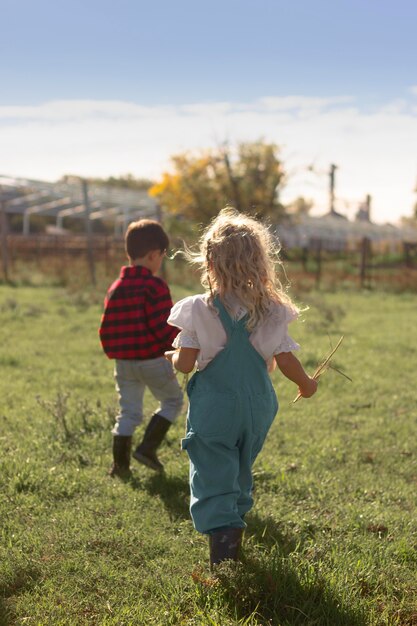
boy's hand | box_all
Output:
[298,377,318,398]
[164,350,177,363]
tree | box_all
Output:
[285,196,314,216]
[149,140,286,222]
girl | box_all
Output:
[165,208,317,569]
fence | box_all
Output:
[0,177,160,283]
[281,236,417,290]
[1,234,417,291]
[1,234,126,283]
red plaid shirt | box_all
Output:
[99,265,179,360]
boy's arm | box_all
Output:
[165,348,199,374]
[145,284,179,345]
[275,352,318,398]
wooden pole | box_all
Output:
[156,203,163,224]
[81,179,96,286]
[0,187,10,282]
[404,242,417,269]
[315,239,322,288]
[301,246,308,272]
[329,164,337,215]
[104,235,110,276]
[360,237,371,288]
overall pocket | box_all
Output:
[188,391,237,437]
[250,390,279,435]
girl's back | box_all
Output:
[168,292,299,371]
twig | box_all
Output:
[328,364,352,382]
[293,335,347,403]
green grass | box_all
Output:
[0,284,416,625]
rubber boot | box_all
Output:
[132,414,172,471]
[209,527,244,570]
[109,435,132,478]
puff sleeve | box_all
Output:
[167,296,200,349]
[272,304,300,355]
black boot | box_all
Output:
[109,435,132,478]
[132,414,172,471]
[209,527,244,570]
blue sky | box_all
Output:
[1,0,417,223]
[2,0,416,105]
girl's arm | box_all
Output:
[165,348,199,374]
[275,352,318,398]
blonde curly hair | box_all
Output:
[185,208,297,331]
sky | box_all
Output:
[1,0,417,224]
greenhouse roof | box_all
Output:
[0,175,159,234]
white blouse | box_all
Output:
[167,293,300,371]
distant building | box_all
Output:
[276,211,417,252]
[355,195,372,223]
[328,209,348,220]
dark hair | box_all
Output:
[125,219,169,260]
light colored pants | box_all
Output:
[112,357,184,436]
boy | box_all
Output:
[99,219,183,478]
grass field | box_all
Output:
[0,282,416,625]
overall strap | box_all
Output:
[213,296,235,338]
[213,295,251,339]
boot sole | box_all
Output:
[132,451,164,472]
[108,466,131,479]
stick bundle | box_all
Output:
[293,335,348,403]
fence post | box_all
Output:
[403,242,417,268]
[360,237,371,288]
[301,246,308,272]
[0,187,10,282]
[404,242,410,268]
[81,179,96,286]
[155,203,168,280]
[315,239,322,288]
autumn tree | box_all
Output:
[285,196,314,216]
[150,140,286,222]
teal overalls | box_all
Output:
[181,297,279,534]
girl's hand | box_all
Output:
[167,347,199,374]
[298,377,318,398]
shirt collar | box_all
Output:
[120,265,152,279]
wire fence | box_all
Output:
[281,237,417,291]
[1,234,417,293]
